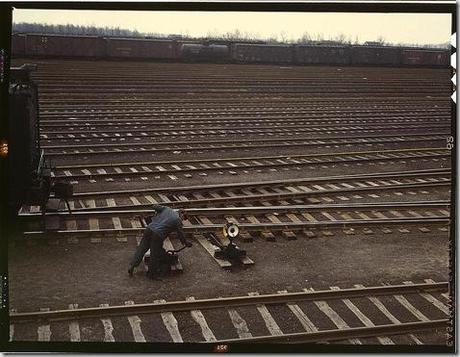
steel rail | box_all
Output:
[54,147,448,170]
[19,201,451,218]
[22,216,450,237]
[68,168,451,198]
[9,282,448,323]
[215,320,449,344]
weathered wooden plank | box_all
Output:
[9,309,16,342]
[99,303,115,342]
[305,288,361,345]
[112,217,122,230]
[194,234,232,268]
[144,195,158,204]
[125,301,146,342]
[246,215,275,241]
[330,286,394,345]
[154,299,183,342]
[278,290,317,333]
[265,214,296,240]
[228,309,253,339]
[69,304,81,342]
[248,292,283,336]
[355,284,422,345]
[130,196,142,206]
[106,198,116,207]
[393,295,429,321]
[37,308,51,341]
[403,281,449,315]
[424,279,450,299]
[187,297,217,342]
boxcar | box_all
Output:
[295,45,351,65]
[11,34,26,57]
[232,44,293,64]
[180,43,229,61]
[24,34,106,57]
[350,46,401,66]
[401,49,450,67]
[106,38,177,59]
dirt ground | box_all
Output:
[8,226,450,312]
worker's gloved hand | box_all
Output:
[184,240,193,248]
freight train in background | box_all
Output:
[11,33,451,67]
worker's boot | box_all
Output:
[128,265,135,277]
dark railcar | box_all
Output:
[401,49,450,67]
[11,34,26,57]
[106,38,177,59]
[180,43,229,61]
[232,43,293,64]
[295,45,351,65]
[8,65,41,212]
[350,46,401,66]
[25,34,106,57]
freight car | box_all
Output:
[11,33,26,57]
[10,33,450,68]
[24,33,106,58]
[350,45,401,66]
[106,37,177,59]
[401,49,450,66]
[295,45,350,65]
[232,43,293,64]
[8,64,41,213]
[180,43,229,61]
[8,64,73,228]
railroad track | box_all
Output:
[40,133,448,157]
[50,148,450,182]
[40,122,450,137]
[9,280,451,344]
[21,199,450,249]
[39,108,450,121]
[40,128,451,149]
[21,168,451,210]
[39,117,449,131]
[37,97,450,108]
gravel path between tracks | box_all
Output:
[8,228,449,313]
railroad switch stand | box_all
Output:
[214,223,247,260]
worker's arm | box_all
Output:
[176,221,192,247]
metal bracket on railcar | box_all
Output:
[214,223,247,260]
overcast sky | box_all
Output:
[13,9,452,45]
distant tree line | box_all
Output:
[13,22,146,37]
[13,22,450,49]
